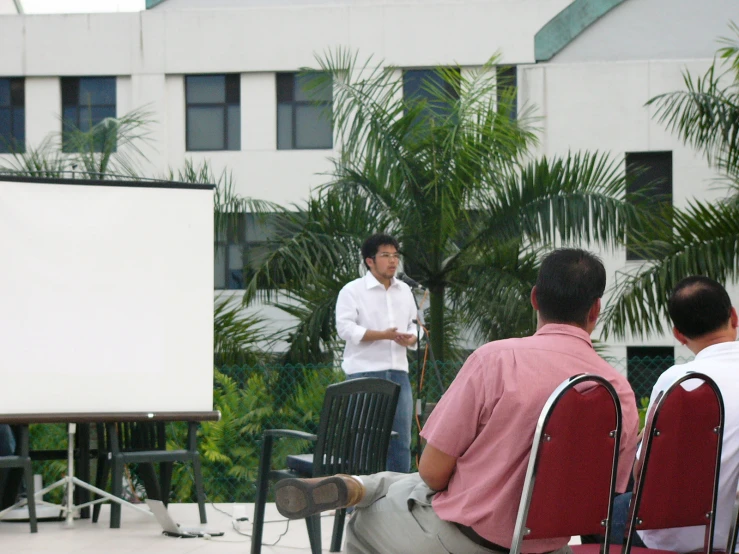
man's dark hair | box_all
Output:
[535,249,606,326]
[668,276,732,339]
[361,233,400,269]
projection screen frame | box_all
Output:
[0,175,216,416]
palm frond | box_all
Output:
[448,244,539,343]
[62,105,156,179]
[213,294,270,366]
[0,135,66,177]
[647,57,739,176]
[601,200,739,340]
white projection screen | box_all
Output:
[0,177,214,414]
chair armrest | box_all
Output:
[264,429,317,442]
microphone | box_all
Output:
[398,273,424,290]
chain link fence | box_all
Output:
[25,356,680,506]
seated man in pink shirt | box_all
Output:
[275,248,639,554]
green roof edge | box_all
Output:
[535,0,628,62]
[146,0,168,9]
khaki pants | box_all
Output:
[346,472,573,554]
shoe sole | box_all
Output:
[274,477,349,519]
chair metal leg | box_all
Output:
[23,461,37,533]
[191,454,207,524]
[110,457,124,529]
[15,426,37,533]
[75,424,91,519]
[330,508,346,551]
[184,421,206,523]
[306,514,322,554]
[92,456,110,523]
[137,462,160,501]
[250,434,274,554]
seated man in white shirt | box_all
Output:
[335,233,418,473]
[610,275,739,551]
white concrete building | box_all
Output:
[1,0,737,377]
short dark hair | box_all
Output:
[535,249,606,326]
[668,276,732,339]
[361,233,400,269]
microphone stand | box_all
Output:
[409,287,445,463]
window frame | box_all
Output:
[215,213,276,291]
[626,346,675,400]
[276,72,333,150]
[60,76,117,153]
[185,73,241,152]
[402,67,460,124]
[0,77,25,154]
[625,151,673,261]
[496,65,517,120]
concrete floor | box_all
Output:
[0,502,340,554]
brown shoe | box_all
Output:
[274,475,364,519]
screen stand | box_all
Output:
[32,423,152,527]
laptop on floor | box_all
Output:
[145,499,224,538]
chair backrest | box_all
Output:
[510,374,622,554]
[312,378,400,477]
[624,372,724,554]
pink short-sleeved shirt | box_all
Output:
[420,324,639,553]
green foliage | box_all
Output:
[28,424,68,503]
[0,135,66,178]
[62,106,155,179]
[213,294,270,366]
[248,49,642,361]
[638,396,650,431]
[167,366,342,503]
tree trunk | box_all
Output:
[428,285,445,362]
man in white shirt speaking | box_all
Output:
[335,233,418,473]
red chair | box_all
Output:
[510,373,623,554]
[622,372,724,554]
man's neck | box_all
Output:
[537,317,591,334]
[687,328,737,355]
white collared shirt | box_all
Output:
[335,272,418,374]
[638,341,739,552]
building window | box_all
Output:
[215,213,275,290]
[276,73,333,150]
[186,74,240,151]
[403,68,460,122]
[496,65,517,120]
[626,151,673,260]
[61,77,117,153]
[0,78,25,153]
[626,346,674,400]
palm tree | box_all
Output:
[1,106,154,180]
[249,49,642,360]
[600,24,739,340]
